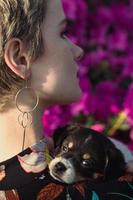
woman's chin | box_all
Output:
[59,88,82,104]
[39,87,82,106]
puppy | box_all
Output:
[49,124,133,184]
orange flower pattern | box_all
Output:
[17,139,48,173]
[0,165,6,181]
[37,183,64,200]
[37,182,87,200]
[0,190,19,200]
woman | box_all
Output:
[0,0,132,199]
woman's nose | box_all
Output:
[72,43,85,61]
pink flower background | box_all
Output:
[43,0,133,151]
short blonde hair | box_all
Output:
[0,0,46,111]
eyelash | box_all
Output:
[61,28,68,38]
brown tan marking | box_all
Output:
[83,153,91,160]
[68,142,74,149]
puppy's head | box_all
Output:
[49,124,126,184]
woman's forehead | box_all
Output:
[44,0,65,27]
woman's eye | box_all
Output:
[61,29,68,38]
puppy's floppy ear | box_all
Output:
[53,125,69,148]
[105,146,126,179]
[53,123,81,148]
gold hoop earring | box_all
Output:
[15,70,39,151]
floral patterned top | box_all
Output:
[0,138,133,200]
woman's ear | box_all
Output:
[4,38,30,79]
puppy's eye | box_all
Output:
[62,145,68,152]
[82,159,95,168]
[82,160,90,167]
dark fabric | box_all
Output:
[0,139,133,200]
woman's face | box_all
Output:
[30,0,84,105]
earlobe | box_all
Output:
[4,38,30,79]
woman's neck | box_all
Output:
[0,101,46,162]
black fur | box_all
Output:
[52,123,126,182]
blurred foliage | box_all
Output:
[43,0,133,150]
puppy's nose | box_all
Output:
[54,162,67,173]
